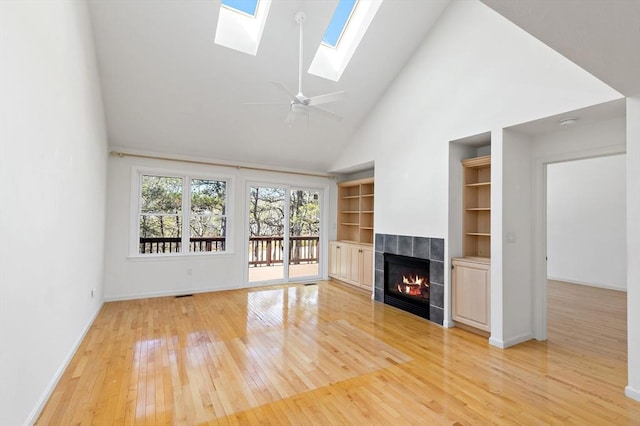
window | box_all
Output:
[190,179,227,253]
[308,0,383,82]
[214,0,272,56]
[139,175,183,253]
[221,0,259,17]
[137,172,229,255]
[321,0,358,48]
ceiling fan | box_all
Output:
[247,11,345,127]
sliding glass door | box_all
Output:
[288,189,320,279]
[247,184,322,284]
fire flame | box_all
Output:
[402,275,426,286]
[396,275,429,297]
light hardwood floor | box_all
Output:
[37,280,639,425]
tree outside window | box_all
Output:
[190,179,227,252]
[138,173,228,254]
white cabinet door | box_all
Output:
[452,258,490,331]
[360,247,373,289]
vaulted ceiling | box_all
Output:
[88,0,450,172]
[88,0,639,173]
[481,0,640,97]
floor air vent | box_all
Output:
[175,294,194,298]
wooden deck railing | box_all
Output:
[139,237,225,254]
[139,236,319,267]
[248,236,319,267]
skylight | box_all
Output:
[322,0,358,48]
[221,0,259,17]
[308,0,383,82]
[215,0,271,56]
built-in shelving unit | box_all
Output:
[462,155,491,258]
[331,177,375,291]
[337,177,374,245]
[452,153,491,335]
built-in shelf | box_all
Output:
[340,239,359,245]
[331,177,375,291]
[337,177,374,245]
[462,155,491,258]
[452,153,492,335]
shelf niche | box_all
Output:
[462,155,491,258]
[337,177,374,245]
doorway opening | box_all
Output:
[544,155,627,356]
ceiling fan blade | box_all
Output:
[307,91,345,107]
[309,105,344,121]
[270,81,295,100]
[243,100,290,106]
[285,110,295,127]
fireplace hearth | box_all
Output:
[384,253,430,320]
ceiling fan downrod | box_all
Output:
[295,11,307,97]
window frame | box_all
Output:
[130,166,233,258]
[308,0,383,82]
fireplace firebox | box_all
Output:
[383,253,430,320]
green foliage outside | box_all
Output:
[139,176,227,239]
[140,175,182,239]
[191,179,227,238]
[289,190,320,237]
[249,187,320,237]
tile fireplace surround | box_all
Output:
[375,234,445,325]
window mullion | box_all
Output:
[182,177,191,253]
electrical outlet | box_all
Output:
[187,268,193,276]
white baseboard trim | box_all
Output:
[547,276,626,292]
[489,336,505,348]
[442,319,456,328]
[104,284,241,302]
[489,332,532,349]
[104,279,322,302]
[625,385,640,401]
[503,332,533,348]
[25,301,103,426]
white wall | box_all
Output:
[104,152,335,300]
[0,2,108,425]
[332,0,620,238]
[626,96,640,401]
[330,0,621,334]
[496,129,533,347]
[490,129,505,342]
[547,155,626,290]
